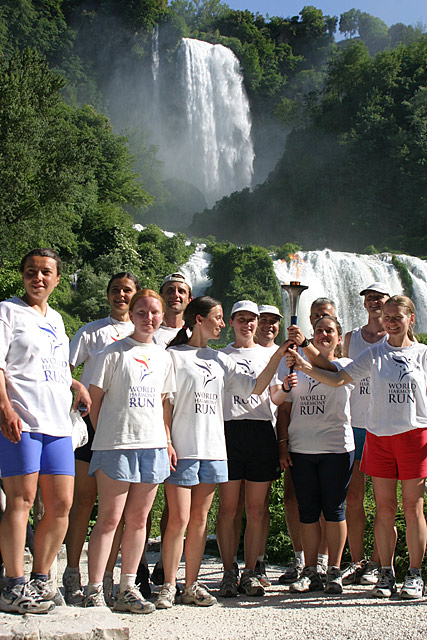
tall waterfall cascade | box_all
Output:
[180,244,213,298]
[273,250,427,336]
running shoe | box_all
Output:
[155,582,177,609]
[102,574,115,607]
[371,568,396,598]
[135,563,151,599]
[360,560,380,585]
[219,570,238,598]
[316,558,328,583]
[400,569,424,600]
[255,560,271,587]
[181,582,217,606]
[238,569,265,596]
[0,582,55,614]
[278,556,304,585]
[84,584,107,607]
[289,567,324,593]
[324,567,343,594]
[342,561,365,586]
[28,577,57,601]
[113,586,155,614]
[150,562,165,586]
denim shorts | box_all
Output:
[0,431,74,478]
[89,448,170,484]
[166,459,228,486]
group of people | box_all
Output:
[0,247,426,617]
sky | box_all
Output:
[224,1,427,28]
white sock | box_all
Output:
[257,555,264,563]
[318,553,328,563]
[295,551,304,562]
[120,573,137,593]
[87,582,102,595]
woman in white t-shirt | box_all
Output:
[63,272,140,606]
[84,289,176,614]
[0,248,90,615]
[216,300,281,598]
[154,296,290,610]
[272,315,355,596]
[287,296,427,601]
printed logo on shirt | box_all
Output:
[39,323,69,383]
[133,355,152,382]
[358,377,370,395]
[388,355,416,404]
[299,376,326,415]
[237,358,255,375]
[196,361,216,388]
[38,323,62,357]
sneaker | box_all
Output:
[360,560,380,585]
[219,570,238,598]
[63,568,84,605]
[0,582,55,614]
[103,574,114,607]
[28,577,57,601]
[233,561,239,580]
[400,569,425,600]
[279,556,304,585]
[255,560,271,587]
[151,562,165,586]
[342,561,365,586]
[324,567,343,594]
[113,586,155,614]
[238,569,265,596]
[135,563,151,600]
[181,582,217,607]
[290,567,324,593]
[316,558,328,583]
[371,568,397,598]
[84,584,107,607]
[155,582,176,609]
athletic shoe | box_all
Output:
[238,569,265,596]
[324,567,343,594]
[150,562,165,586]
[289,567,324,593]
[233,561,239,580]
[181,582,217,606]
[255,560,271,587]
[113,586,155,614]
[28,577,57,601]
[135,563,151,600]
[360,560,380,585]
[400,569,425,600]
[219,570,238,598]
[342,561,365,586]
[102,574,115,607]
[316,558,328,583]
[84,584,107,607]
[0,582,55,614]
[155,582,177,609]
[371,568,397,598]
[278,556,304,585]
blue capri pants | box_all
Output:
[290,451,355,523]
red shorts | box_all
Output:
[361,428,427,480]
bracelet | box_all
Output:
[281,382,291,393]
[167,439,172,445]
[277,438,288,444]
[300,337,309,348]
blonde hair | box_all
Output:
[384,295,415,341]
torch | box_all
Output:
[282,281,309,373]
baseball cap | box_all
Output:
[160,272,192,293]
[359,282,390,296]
[258,304,283,319]
[231,300,259,316]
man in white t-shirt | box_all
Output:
[341,282,389,586]
[153,273,193,348]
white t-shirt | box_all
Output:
[280,358,354,454]
[344,341,427,436]
[0,297,72,436]
[347,327,387,428]
[153,325,182,349]
[90,338,175,450]
[168,345,257,460]
[221,344,280,422]
[70,316,134,389]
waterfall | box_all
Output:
[180,244,212,298]
[151,25,160,83]
[273,250,427,336]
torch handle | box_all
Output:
[289,315,298,374]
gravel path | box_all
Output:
[53,546,427,640]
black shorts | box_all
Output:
[224,419,281,483]
[74,415,95,463]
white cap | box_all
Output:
[359,282,389,296]
[231,300,259,316]
[160,272,192,293]
[258,304,283,319]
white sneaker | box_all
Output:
[113,586,155,614]
[63,568,84,606]
[155,582,176,609]
[360,560,380,585]
[371,568,396,598]
[84,584,106,607]
[181,582,217,606]
[400,569,424,600]
[0,582,54,614]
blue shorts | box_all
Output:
[353,427,367,461]
[89,448,170,484]
[166,459,228,486]
[0,432,74,478]
[290,451,355,523]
